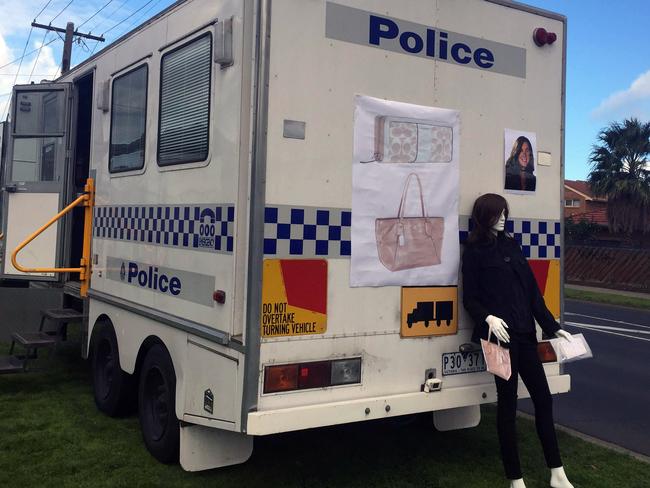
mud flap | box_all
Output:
[433,405,481,431]
[179,424,253,471]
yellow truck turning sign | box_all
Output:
[401,286,458,337]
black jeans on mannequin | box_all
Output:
[494,339,563,480]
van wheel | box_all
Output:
[92,323,134,416]
[139,344,179,464]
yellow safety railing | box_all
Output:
[11,178,95,297]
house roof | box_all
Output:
[568,208,609,226]
[564,180,608,201]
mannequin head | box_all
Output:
[467,193,509,244]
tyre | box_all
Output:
[92,323,135,416]
[138,344,179,464]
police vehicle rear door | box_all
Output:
[1,83,72,280]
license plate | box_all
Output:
[442,351,486,376]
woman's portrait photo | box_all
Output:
[504,130,536,193]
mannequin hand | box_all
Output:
[485,315,510,343]
[555,329,572,341]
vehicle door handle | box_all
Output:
[3,184,17,193]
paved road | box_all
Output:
[519,299,650,456]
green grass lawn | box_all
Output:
[565,287,650,310]
[1,344,648,487]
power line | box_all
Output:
[78,0,117,29]
[87,0,130,54]
[4,25,34,119]
[0,73,57,77]
[103,0,157,36]
[33,0,55,22]
[50,0,75,24]
[0,38,59,71]
[116,0,164,38]
[91,0,129,34]
[27,30,50,84]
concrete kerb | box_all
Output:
[565,284,650,300]
[517,411,650,464]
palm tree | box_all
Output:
[588,118,650,235]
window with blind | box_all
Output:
[158,33,212,166]
[109,65,148,173]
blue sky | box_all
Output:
[0,0,648,181]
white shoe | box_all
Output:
[510,479,526,488]
[550,466,574,488]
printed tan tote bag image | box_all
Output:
[375,173,444,271]
[481,332,512,381]
[369,116,453,164]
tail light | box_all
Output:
[264,358,362,394]
[263,364,299,393]
[537,341,557,363]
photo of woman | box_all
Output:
[504,132,536,192]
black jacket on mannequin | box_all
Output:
[461,233,560,346]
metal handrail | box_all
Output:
[10,178,95,296]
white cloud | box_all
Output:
[591,70,650,121]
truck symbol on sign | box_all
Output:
[407,300,453,328]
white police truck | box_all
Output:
[0,0,569,470]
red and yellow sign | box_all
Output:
[401,286,458,338]
[261,259,327,338]
[528,259,560,319]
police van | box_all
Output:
[0,0,569,471]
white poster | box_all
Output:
[351,95,460,287]
[504,128,537,193]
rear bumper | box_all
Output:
[247,374,570,435]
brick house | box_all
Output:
[564,180,608,226]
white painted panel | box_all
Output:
[260,0,564,411]
[4,192,58,276]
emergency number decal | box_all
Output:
[261,259,327,338]
[400,286,458,337]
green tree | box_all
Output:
[588,118,650,235]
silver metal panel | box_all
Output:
[215,17,234,67]
[87,288,242,350]
[241,0,271,432]
[282,120,305,140]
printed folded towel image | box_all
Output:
[370,116,453,164]
[375,173,444,271]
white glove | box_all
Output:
[485,315,510,343]
[555,329,572,341]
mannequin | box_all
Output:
[462,194,574,488]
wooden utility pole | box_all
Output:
[31,21,105,75]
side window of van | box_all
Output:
[157,33,212,166]
[109,65,148,173]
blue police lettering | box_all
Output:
[127,262,182,296]
[368,15,495,69]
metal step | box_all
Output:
[41,308,86,322]
[11,331,57,348]
[0,356,25,374]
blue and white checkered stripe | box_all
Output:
[94,204,235,254]
[264,205,351,258]
[458,215,561,259]
[264,206,560,259]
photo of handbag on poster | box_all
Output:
[462,193,576,488]
[351,95,460,287]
